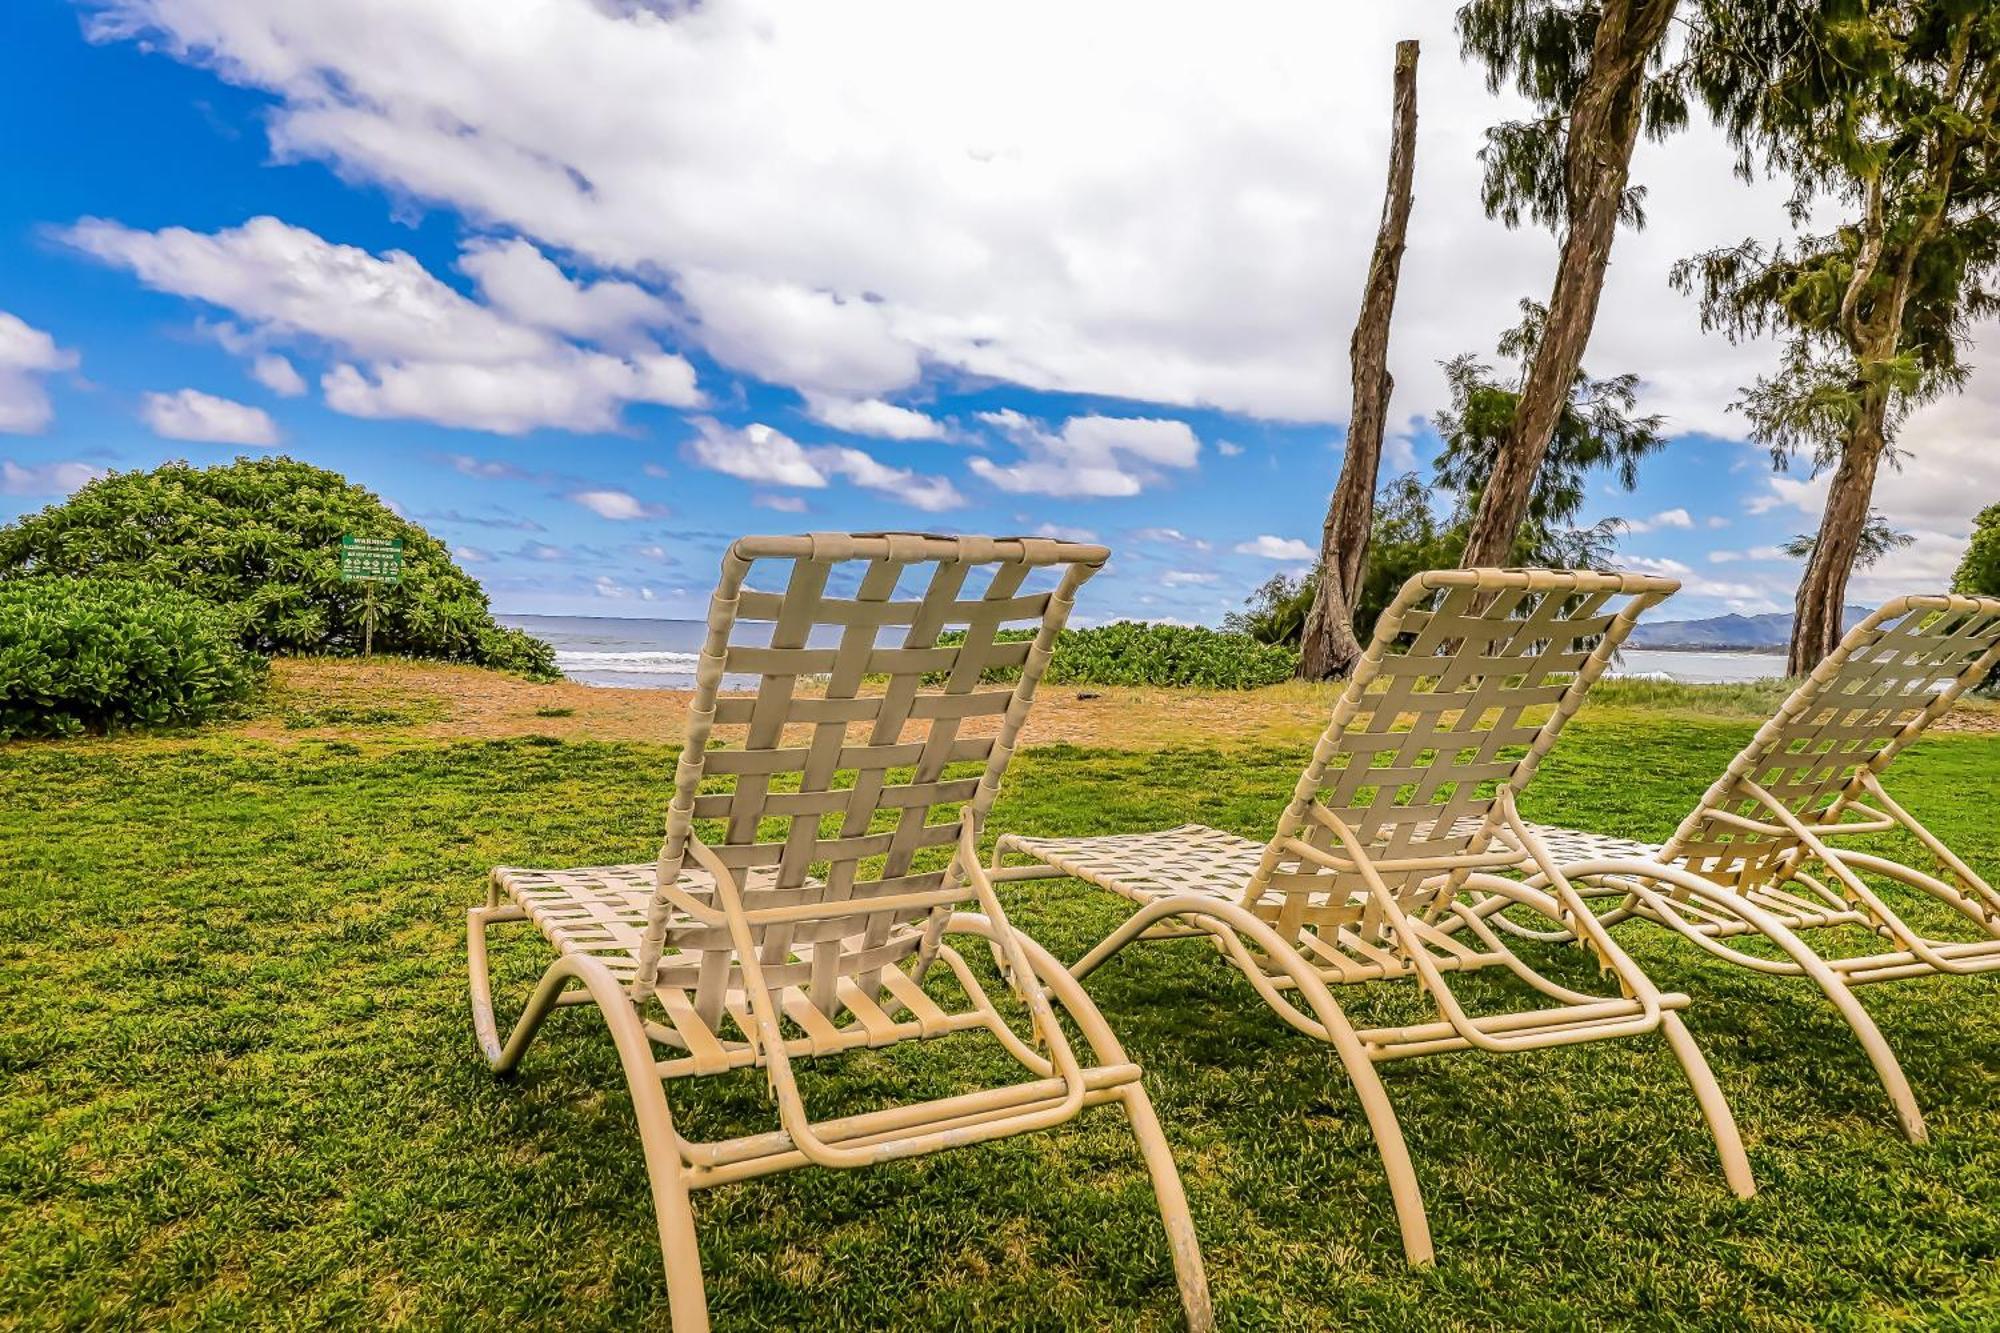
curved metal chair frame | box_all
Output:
[469,532,1212,1331]
[1503,594,2000,1143]
[992,568,1755,1268]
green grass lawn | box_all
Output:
[4,712,1999,1329]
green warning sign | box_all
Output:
[339,535,403,584]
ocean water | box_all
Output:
[502,614,1787,690]
[500,614,711,688]
[1609,649,1788,684]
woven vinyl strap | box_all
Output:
[1246,568,1677,941]
[630,532,1107,1019]
[1662,594,2000,887]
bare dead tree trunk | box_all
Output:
[1459,0,1677,569]
[1788,386,1889,676]
[1300,38,1420,680]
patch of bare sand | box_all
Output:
[244,658,1345,750]
[239,657,2000,750]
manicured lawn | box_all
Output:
[3,709,1998,1328]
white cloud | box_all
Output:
[802,393,946,440]
[1132,526,1212,552]
[686,419,826,488]
[1708,545,1790,564]
[753,492,809,513]
[77,1,1812,433]
[1031,522,1097,542]
[568,488,665,520]
[971,411,1199,497]
[0,311,78,434]
[1621,507,1693,534]
[140,388,280,445]
[1160,569,1217,586]
[62,216,701,435]
[1215,440,1245,458]
[1,458,107,496]
[1235,534,1315,561]
[685,418,963,511]
[1623,555,1694,577]
[1705,515,1730,529]
[458,236,669,345]
[250,353,306,396]
[454,544,493,563]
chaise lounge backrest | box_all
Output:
[630,532,1107,1024]
[1660,594,2000,889]
[1246,568,1677,943]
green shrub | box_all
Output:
[1048,622,1298,689]
[1954,502,2000,692]
[0,577,265,738]
[0,457,557,679]
[941,622,1298,690]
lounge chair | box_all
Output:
[469,532,1212,1332]
[1503,593,2000,1143]
[991,568,1755,1268]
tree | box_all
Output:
[1780,509,1914,568]
[1433,297,1666,556]
[1301,39,1421,680]
[1955,502,2000,597]
[1231,473,1464,650]
[0,456,558,677]
[1672,1,2000,674]
[1954,502,2000,689]
[1454,0,1683,569]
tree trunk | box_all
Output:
[1787,385,1890,677]
[1301,38,1420,680]
[1459,0,1678,570]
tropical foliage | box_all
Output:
[0,577,264,738]
[0,457,556,679]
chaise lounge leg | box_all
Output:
[468,910,713,1327]
[1120,1083,1216,1331]
[1656,1011,1755,1198]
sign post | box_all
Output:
[338,536,404,655]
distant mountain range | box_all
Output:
[1628,606,1874,651]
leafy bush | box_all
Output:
[0,577,265,738]
[0,457,557,679]
[1954,502,2000,692]
[942,622,1298,690]
[1049,622,1298,689]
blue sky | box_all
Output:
[2,2,1990,623]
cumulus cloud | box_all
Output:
[568,487,666,520]
[1,458,107,496]
[1235,534,1315,561]
[70,1,1807,433]
[140,388,280,445]
[753,492,809,513]
[0,311,78,434]
[61,215,701,435]
[802,393,946,440]
[970,411,1199,497]
[1160,569,1217,586]
[250,352,306,396]
[1132,526,1213,552]
[1621,507,1693,534]
[685,418,963,511]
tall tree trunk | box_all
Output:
[1788,386,1890,676]
[1459,0,1677,569]
[1300,38,1420,680]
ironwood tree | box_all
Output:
[1453,0,1683,569]
[1300,39,1421,679]
[1670,0,2000,674]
